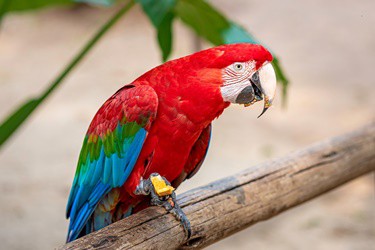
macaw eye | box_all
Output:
[233,63,244,72]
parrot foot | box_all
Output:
[135,173,191,239]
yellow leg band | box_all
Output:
[150,175,175,196]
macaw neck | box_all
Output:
[175,83,229,127]
[137,67,228,130]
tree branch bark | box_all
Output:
[59,122,375,250]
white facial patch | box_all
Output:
[220,80,251,103]
[221,61,255,103]
[222,61,255,86]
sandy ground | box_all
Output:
[0,1,374,249]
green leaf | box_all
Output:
[157,12,174,61]
[174,0,228,45]
[0,0,72,12]
[0,99,40,146]
[0,0,10,24]
[0,1,135,149]
[75,0,116,7]
[271,58,289,103]
[222,22,258,45]
[0,0,114,16]
[137,0,176,61]
[174,0,289,101]
[137,0,175,27]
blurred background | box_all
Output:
[0,0,374,249]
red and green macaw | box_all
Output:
[66,43,277,242]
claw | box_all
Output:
[166,200,192,239]
[135,173,192,239]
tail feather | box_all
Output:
[66,188,136,242]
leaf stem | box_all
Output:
[41,0,135,100]
[0,0,135,148]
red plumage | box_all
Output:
[124,43,271,192]
[67,43,273,240]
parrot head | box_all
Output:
[220,58,276,118]
[187,43,277,118]
[216,44,276,118]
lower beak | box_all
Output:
[236,86,255,105]
[241,82,272,118]
[257,96,273,118]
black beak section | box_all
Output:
[235,86,255,104]
[250,72,263,101]
[235,72,264,105]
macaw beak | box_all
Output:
[255,63,276,118]
[242,63,277,118]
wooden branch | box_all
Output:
[60,123,375,250]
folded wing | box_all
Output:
[66,84,158,242]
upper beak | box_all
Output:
[251,63,277,118]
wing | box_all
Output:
[66,84,158,242]
[172,124,212,187]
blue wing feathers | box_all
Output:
[112,154,121,187]
[121,129,146,184]
[103,155,112,184]
[66,85,158,242]
[90,153,104,186]
[66,127,147,242]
